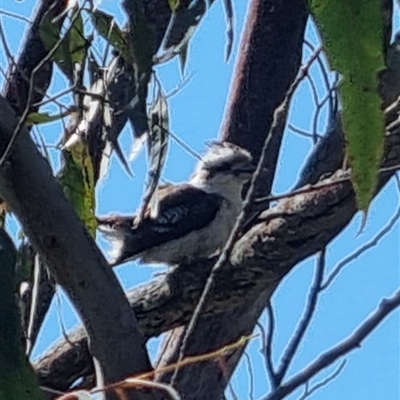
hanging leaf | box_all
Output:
[178,40,189,76]
[310,0,385,211]
[59,143,97,236]
[39,10,88,81]
[26,111,68,125]
[138,88,170,220]
[168,0,181,12]
[90,9,130,61]
[163,0,207,52]
[125,0,153,73]
[39,12,72,77]
[68,12,88,67]
[223,0,235,62]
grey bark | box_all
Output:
[34,116,400,391]
[0,96,152,399]
[2,0,398,398]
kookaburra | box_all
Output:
[98,141,255,266]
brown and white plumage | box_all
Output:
[98,142,255,266]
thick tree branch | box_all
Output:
[0,228,43,400]
[154,7,400,398]
[0,96,152,399]
[3,0,66,116]
[3,0,395,397]
[155,0,308,396]
[34,111,400,390]
[221,0,307,195]
[32,2,400,396]
[1,0,69,355]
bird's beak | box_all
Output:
[233,163,257,175]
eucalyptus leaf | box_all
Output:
[90,9,130,61]
[39,10,88,81]
[168,0,181,12]
[26,111,67,125]
[310,0,385,211]
[59,145,97,236]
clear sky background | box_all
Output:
[1,1,399,399]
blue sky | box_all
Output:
[1,1,399,399]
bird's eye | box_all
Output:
[204,162,232,175]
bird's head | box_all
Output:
[190,142,256,197]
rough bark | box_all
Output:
[2,0,398,398]
[153,2,399,399]
[0,96,152,399]
[32,0,400,396]
[34,119,400,390]
[155,0,308,396]
[3,0,67,116]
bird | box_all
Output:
[97,141,256,266]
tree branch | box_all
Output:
[262,288,400,400]
[273,249,326,387]
[3,0,67,116]
[0,95,152,399]
[32,3,400,396]
[35,147,399,391]
[0,228,43,400]
[155,0,308,396]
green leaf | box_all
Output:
[124,0,153,73]
[39,12,72,76]
[310,0,385,211]
[90,9,130,61]
[26,111,66,125]
[139,88,170,220]
[168,0,181,12]
[0,229,43,400]
[39,10,88,81]
[68,12,88,67]
[59,143,97,236]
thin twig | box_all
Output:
[55,288,77,349]
[288,124,322,140]
[32,85,76,108]
[274,249,327,387]
[255,163,400,209]
[170,47,323,385]
[262,288,400,400]
[384,94,400,114]
[221,357,240,400]
[25,254,41,356]
[255,172,351,207]
[0,8,33,24]
[0,17,18,70]
[304,39,331,110]
[167,129,203,162]
[297,360,347,400]
[321,184,400,289]
[243,350,254,400]
[265,302,277,387]
[379,163,400,174]
[166,73,195,99]
[0,18,72,113]
[0,6,83,167]
[304,39,335,144]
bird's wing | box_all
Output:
[98,184,224,263]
